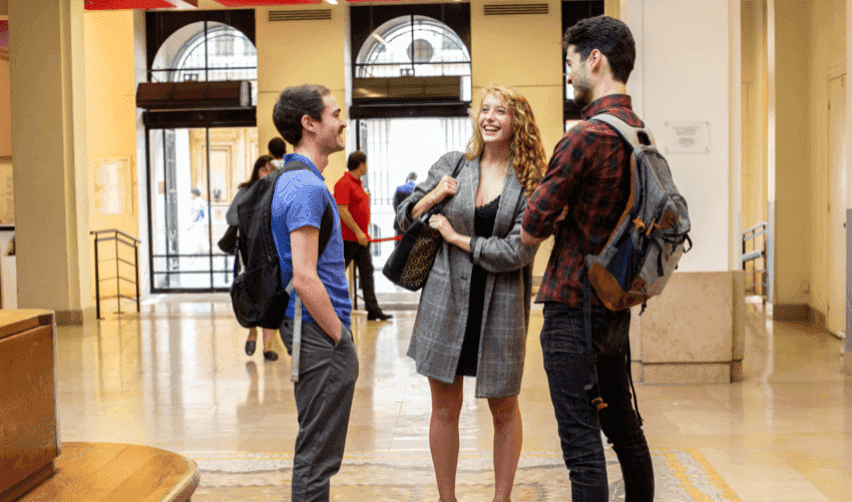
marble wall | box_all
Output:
[633,271,746,384]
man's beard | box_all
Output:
[572,83,593,108]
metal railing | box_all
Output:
[742,222,769,299]
[92,229,141,319]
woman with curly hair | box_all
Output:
[395,84,547,502]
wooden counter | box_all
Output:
[0,309,58,502]
[18,442,200,502]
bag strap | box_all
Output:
[592,114,656,149]
[279,160,335,383]
[427,153,467,217]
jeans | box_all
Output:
[280,318,359,502]
[540,302,654,502]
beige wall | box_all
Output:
[741,0,768,235]
[773,0,812,305]
[85,11,139,239]
[808,0,845,323]
[84,10,140,301]
[623,0,734,273]
[255,5,349,187]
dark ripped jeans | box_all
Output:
[540,302,654,502]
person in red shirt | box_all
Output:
[334,151,391,321]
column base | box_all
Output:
[641,362,737,384]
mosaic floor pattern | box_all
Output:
[182,448,741,501]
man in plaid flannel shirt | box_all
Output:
[521,15,654,502]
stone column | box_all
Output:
[8,0,92,324]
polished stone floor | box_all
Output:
[55,295,852,501]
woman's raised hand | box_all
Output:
[433,175,458,202]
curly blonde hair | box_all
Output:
[465,84,547,197]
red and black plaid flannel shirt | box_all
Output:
[522,94,644,308]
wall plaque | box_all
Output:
[663,122,710,154]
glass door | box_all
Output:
[356,116,471,292]
[148,126,258,292]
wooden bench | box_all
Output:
[17,442,199,502]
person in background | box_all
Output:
[334,151,392,321]
[395,84,547,502]
[227,155,279,362]
[271,84,359,502]
[188,187,209,259]
[521,15,655,502]
[393,171,418,239]
[269,136,288,169]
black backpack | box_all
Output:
[230,161,334,329]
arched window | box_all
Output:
[356,15,471,99]
[149,21,258,106]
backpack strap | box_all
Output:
[280,160,336,383]
[592,113,656,149]
[281,160,336,259]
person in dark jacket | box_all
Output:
[392,171,417,237]
[227,155,279,362]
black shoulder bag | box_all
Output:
[382,154,465,291]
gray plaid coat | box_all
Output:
[396,151,539,398]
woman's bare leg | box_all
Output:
[488,395,522,502]
[429,376,464,502]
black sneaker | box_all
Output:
[367,311,392,321]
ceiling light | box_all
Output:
[326,0,338,4]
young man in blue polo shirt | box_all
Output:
[271,84,359,502]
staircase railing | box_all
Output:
[742,221,769,300]
[91,229,141,319]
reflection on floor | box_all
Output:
[56,295,852,501]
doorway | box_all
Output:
[355,116,472,294]
[147,126,257,292]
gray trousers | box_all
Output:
[279,317,359,502]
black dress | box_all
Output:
[456,196,500,377]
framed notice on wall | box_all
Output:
[90,157,134,216]
[663,122,710,154]
[0,159,13,225]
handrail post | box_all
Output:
[135,242,140,313]
[94,234,101,320]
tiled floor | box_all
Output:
[55,295,852,501]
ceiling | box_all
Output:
[83,0,420,9]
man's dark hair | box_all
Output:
[190,188,201,197]
[268,137,287,159]
[272,84,331,146]
[564,15,635,84]
[347,151,367,171]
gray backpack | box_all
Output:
[587,114,692,313]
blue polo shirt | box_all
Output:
[270,154,351,327]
